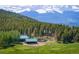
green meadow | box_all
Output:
[0,42,79,54]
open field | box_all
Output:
[0,42,79,54]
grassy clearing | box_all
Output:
[0,42,79,54]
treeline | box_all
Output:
[0,31,20,48]
[0,9,79,45]
[57,27,79,43]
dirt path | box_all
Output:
[22,41,48,46]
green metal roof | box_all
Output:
[25,38,38,42]
[20,35,29,39]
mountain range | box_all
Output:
[0,5,79,26]
[20,10,79,26]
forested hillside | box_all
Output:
[0,9,79,47]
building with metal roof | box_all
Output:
[20,35,38,43]
[25,38,38,43]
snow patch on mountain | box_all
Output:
[0,5,79,14]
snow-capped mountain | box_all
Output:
[21,10,79,26]
[0,5,79,13]
[0,5,79,26]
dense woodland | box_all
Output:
[0,9,79,48]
